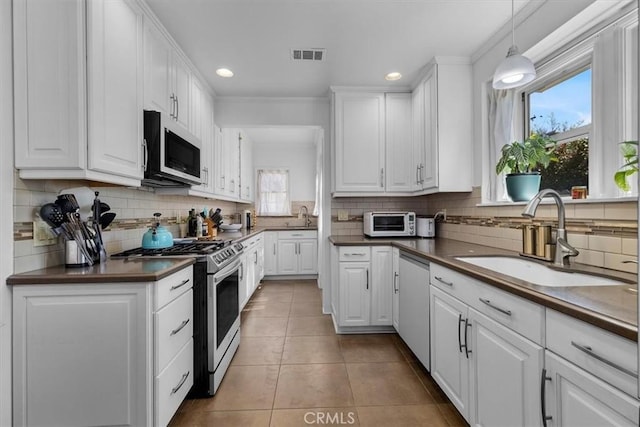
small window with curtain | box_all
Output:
[256,169,291,216]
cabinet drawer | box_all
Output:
[546,309,638,396]
[339,246,370,262]
[278,230,317,239]
[470,281,544,345]
[155,266,193,309]
[155,289,193,374]
[155,339,193,427]
[431,263,544,344]
[430,263,478,303]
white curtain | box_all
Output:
[256,169,291,216]
[488,88,517,201]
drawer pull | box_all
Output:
[291,233,303,236]
[463,318,472,358]
[344,253,367,257]
[170,319,190,336]
[570,341,639,378]
[457,314,464,353]
[171,371,190,395]
[479,298,512,316]
[434,276,453,287]
[170,279,190,291]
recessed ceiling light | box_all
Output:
[385,72,402,81]
[216,68,234,78]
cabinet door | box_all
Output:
[219,129,240,198]
[334,92,385,192]
[277,240,298,275]
[421,66,438,190]
[385,93,413,192]
[298,239,318,274]
[392,248,400,332]
[197,92,214,193]
[398,254,430,369]
[430,286,469,421]
[370,246,393,326]
[264,232,278,276]
[411,83,425,191]
[545,352,640,427]
[87,0,143,180]
[13,0,86,169]
[468,308,543,427]
[143,20,170,114]
[338,262,370,327]
[239,131,254,202]
[171,53,191,130]
[12,284,152,427]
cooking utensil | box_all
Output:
[40,203,66,228]
[99,212,116,229]
[92,191,108,262]
[59,186,95,219]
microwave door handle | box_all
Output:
[142,139,148,172]
[175,95,179,121]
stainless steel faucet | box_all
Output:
[521,189,579,266]
[298,205,311,228]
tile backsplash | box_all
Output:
[330,188,638,274]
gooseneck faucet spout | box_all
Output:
[521,189,579,266]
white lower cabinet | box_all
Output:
[263,231,278,276]
[397,252,430,369]
[12,266,194,427]
[335,246,395,329]
[275,230,318,275]
[544,351,640,427]
[240,234,264,309]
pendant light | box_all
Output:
[492,0,536,89]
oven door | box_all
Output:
[207,257,241,371]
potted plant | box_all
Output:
[614,141,638,192]
[495,134,557,202]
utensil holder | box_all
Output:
[65,239,91,268]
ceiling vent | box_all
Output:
[291,48,326,61]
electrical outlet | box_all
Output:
[33,219,58,247]
[337,210,349,221]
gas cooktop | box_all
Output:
[110,240,232,258]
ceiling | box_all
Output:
[146,0,533,98]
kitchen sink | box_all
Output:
[455,256,629,287]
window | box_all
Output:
[256,169,291,216]
[526,68,591,196]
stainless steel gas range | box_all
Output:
[111,239,244,397]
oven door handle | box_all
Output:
[211,257,243,284]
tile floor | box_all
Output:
[169,279,468,427]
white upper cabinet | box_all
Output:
[412,57,472,194]
[216,128,241,199]
[13,0,144,186]
[143,16,190,131]
[333,91,386,193]
[239,131,254,203]
[86,0,144,180]
[332,90,414,195]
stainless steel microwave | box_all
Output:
[142,110,202,187]
[363,211,416,237]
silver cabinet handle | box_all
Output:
[291,233,303,237]
[380,168,384,187]
[479,298,512,316]
[254,251,258,264]
[170,319,190,336]
[458,314,464,353]
[570,341,639,378]
[344,253,366,257]
[463,318,472,358]
[541,368,553,427]
[239,264,243,281]
[171,371,190,395]
[170,279,190,291]
[175,95,179,120]
[230,179,235,192]
[202,167,208,185]
[273,243,276,255]
[416,165,420,185]
[434,276,453,287]
[366,268,369,290]
[142,138,148,172]
[169,94,175,118]
[221,175,225,189]
[419,163,424,184]
[393,272,399,294]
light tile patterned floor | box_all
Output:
[169,279,468,427]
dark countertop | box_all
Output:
[330,235,638,341]
[7,258,196,285]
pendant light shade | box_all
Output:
[492,0,536,89]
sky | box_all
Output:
[529,68,591,133]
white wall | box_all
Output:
[253,141,316,201]
[0,0,13,424]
